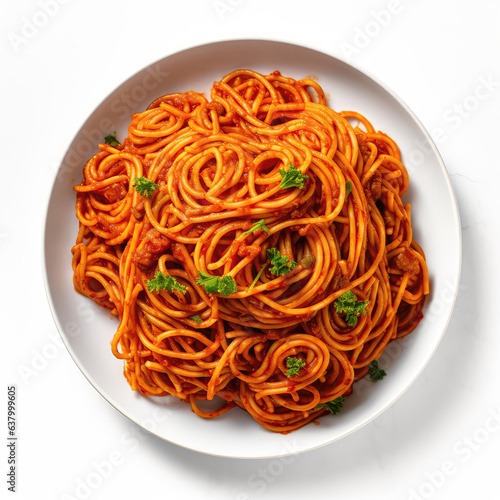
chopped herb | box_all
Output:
[285,357,306,378]
[196,271,237,297]
[334,290,369,327]
[346,181,353,195]
[146,272,187,294]
[279,164,309,189]
[248,262,268,293]
[218,275,238,297]
[316,396,344,415]
[104,132,120,146]
[190,315,203,324]
[267,248,297,276]
[242,219,270,236]
[133,177,158,197]
[368,360,386,382]
[196,272,220,294]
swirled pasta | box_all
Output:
[71,70,429,433]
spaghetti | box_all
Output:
[72,69,429,433]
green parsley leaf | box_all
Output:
[196,272,237,297]
[218,275,238,297]
[267,248,297,276]
[248,262,268,293]
[242,219,270,236]
[368,360,386,382]
[190,315,203,324]
[104,132,120,147]
[133,177,158,197]
[316,396,344,415]
[196,271,220,294]
[279,164,309,190]
[146,272,187,294]
[334,290,369,327]
[346,181,353,195]
[285,357,306,378]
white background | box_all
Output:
[2,1,499,499]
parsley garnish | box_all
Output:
[316,396,344,415]
[218,275,238,297]
[285,357,305,378]
[196,272,237,297]
[242,219,270,236]
[279,164,309,189]
[146,272,186,294]
[190,315,203,324]
[133,177,158,197]
[196,272,220,294]
[267,248,297,276]
[248,262,268,293]
[334,291,369,326]
[346,181,353,195]
[368,361,386,382]
[104,132,120,146]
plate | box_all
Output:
[42,39,461,458]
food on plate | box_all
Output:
[71,69,429,433]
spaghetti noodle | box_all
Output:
[71,70,429,433]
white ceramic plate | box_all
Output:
[43,39,461,458]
